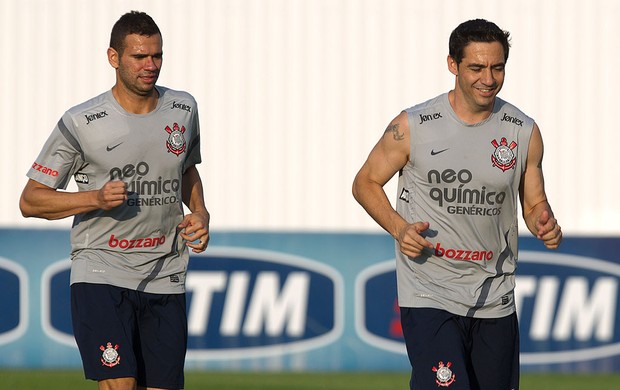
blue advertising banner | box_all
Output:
[0,228,618,373]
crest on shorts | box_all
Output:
[165,123,187,156]
[491,137,517,172]
[432,361,456,387]
[100,342,121,367]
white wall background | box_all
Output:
[1,0,618,235]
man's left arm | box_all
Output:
[520,123,562,249]
[179,165,210,253]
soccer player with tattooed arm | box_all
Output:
[352,19,562,390]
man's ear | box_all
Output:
[447,55,458,76]
[107,47,119,69]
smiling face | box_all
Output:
[448,41,506,122]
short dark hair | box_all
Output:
[109,11,161,54]
[449,19,511,65]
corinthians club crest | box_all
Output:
[100,342,121,367]
[432,361,456,387]
[165,123,187,156]
[491,137,517,172]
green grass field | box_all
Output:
[1,371,619,389]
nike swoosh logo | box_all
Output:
[430,148,449,155]
[106,143,123,152]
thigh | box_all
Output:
[71,283,139,382]
[98,377,137,390]
[470,313,520,390]
[136,292,187,389]
[400,307,472,390]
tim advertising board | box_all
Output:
[185,247,344,359]
[41,247,344,359]
[0,257,28,346]
[356,251,620,367]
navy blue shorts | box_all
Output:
[71,283,187,389]
[400,307,519,390]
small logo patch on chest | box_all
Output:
[491,137,517,172]
[165,123,187,156]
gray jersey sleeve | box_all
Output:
[27,115,85,190]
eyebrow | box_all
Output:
[131,51,163,58]
[467,61,505,68]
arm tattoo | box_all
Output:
[385,123,404,141]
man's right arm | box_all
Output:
[19,179,127,220]
[352,111,434,257]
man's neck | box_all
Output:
[111,85,159,115]
[448,90,494,125]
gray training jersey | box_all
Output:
[395,93,534,318]
[27,86,201,294]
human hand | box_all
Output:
[536,210,562,249]
[397,222,434,257]
[178,210,210,253]
[97,180,127,210]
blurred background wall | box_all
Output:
[1,0,618,235]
